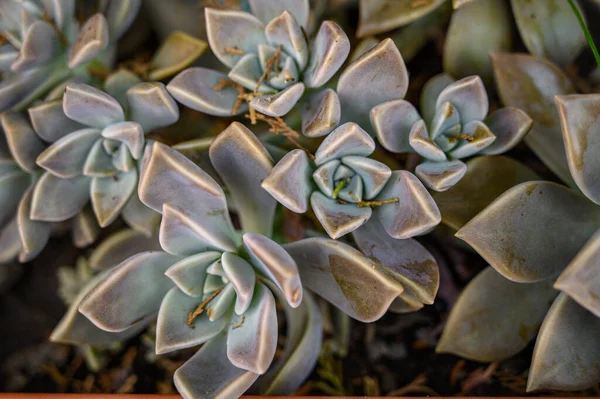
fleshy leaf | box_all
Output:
[0,218,20,263]
[337,39,408,127]
[314,122,375,166]
[303,21,349,88]
[415,160,467,192]
[409,120,446,162]
[482,106,533,155]
[311,192,372,239]
[167,67,248,116]
[555,94,600,205]
[28,99,84,143]
[371,99,421,153]
[155,287,229,355]
[457,181,600,282]
[30,173,90,222]
[104,70,142,107]
[41,0,75,31]
[265,11,308,71]
[126,82,179,132]
[353,217,439,305]
[0,111,46,172]
[121,190,161,236]
[375,170,441,239]
[243,232,302,308]
[64,83,125,128]
[341,156,390,200]
[89,228,161,271]
[11,21,59,71]
[436,75,488,124]
[249,0,309,27]
[448,120,496,158]
[433,156,539,230]
[0,170,30,228]
[437,267,557,362]
[174,333,259,399]
[356,0,446,37]
[68,14,109,69]
[221,252,256,314]
[511,0,585,68]
[421,73,455,124]
[261,149,312,213]
[105,0,141,40]
[491,52,575,186]
[90,170,137,227]
[16,184,51,262]
[205,8,266,68]
[301,89,340,137]
[71,207,100,248]
[250,83,305,117]
[79,251,180,332]
[227,282,277,374]
[101,122,144,160]
[312,160,339,197]
[149,32,207,81]
[165,252,222,297]
[528,294,600,392]
[37,129,101,178]
[284,238,404,322]
[209,122,275,236]
[228,53,273,92]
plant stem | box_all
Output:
[568,0,600,69]
[331,180,347,199]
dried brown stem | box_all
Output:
[254,45,282,94]
[248,112,315,159]
[224,46,245,55]
[187,287,224,326]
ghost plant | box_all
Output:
[437,93,600,391]
[262,121,441,239]
[77,122,439,399]
[0,0,141,112]
[52,228,162,371]
[32,79,181,235]
[166,0,350,119]
[372,73,532,191]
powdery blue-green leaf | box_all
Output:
[228,53,273,92]
[221,252,255,314]
[126,82,179,132]
[155,287,229,355]
[227,282,277,374]
[71,207,100,249]
[314,122,375,166]
[11,21,59,71]
[415,160,467,192]
[205,8,266,69]
[28,99,84,143]
[165,252,222,297]
[0,68,46,113]
[0,170,32,227]
[250,83,305,117]
[174,333,259,399]
[511,0,585,68]
[337,174,363,203]
[148,31,208,81]
[89,228,161,271]
[30,172,90,222]
[491,52,575,186]
[371,99,421,154]
[457,181,600,282]
[90,169,137,227]
[375,170,441,239]
[112,142,135,172]
[139,142,237,249]
[16,184,50,262]
[37,129,101,178]
[528,293,600,392]
[337,39,408,127]
[436,75,488,124]
[444,0,512,83]
[105,0,141,40]
[555,231,600,318]
[249,0,309,27]
[0,218,21,263]
[436,267,557,362]
[301,89,340,137]
[265,11,308,70]
[104,69,142,107]
[79,251,180,332]
[312,159,339,197]
[84,140,115,177]
[433,156,540,230]
[101,122,144,160]
[284,237,404,322]
[68,14,109,69]
[41,0,75,31]
[167,67,248,116]
[409,120,446,161]
[421,73,455,124]
[482,107,533,155]
[341,156,391,200]
[303,21,349,88]
[353,217,438,305]
[356,0,446,38]
[311,191,372,239]
[64,83,125,128]
[121,191,161,236]
[209,122,275,237]
[448,120,496,158]
[555,94,600,205]
[243,232,302,308]
[262,149,313,213]
[206,284,236,321]
[0,111,46,172]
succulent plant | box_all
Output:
[166,0,350,118]
[0,0,141,112]
[76,122,439,399]
[32,79,181,234]
[262,121,441,239]
[372,73,533,192]
[52,228,162,371]
[437,92,600,391]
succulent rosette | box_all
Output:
[166,0,350,118]
[0,0,141,112]
[32,78,179,234]
[77,122,439,398]
[372,73,532,191]
[437,91,600,391]
[262,121,441,239]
